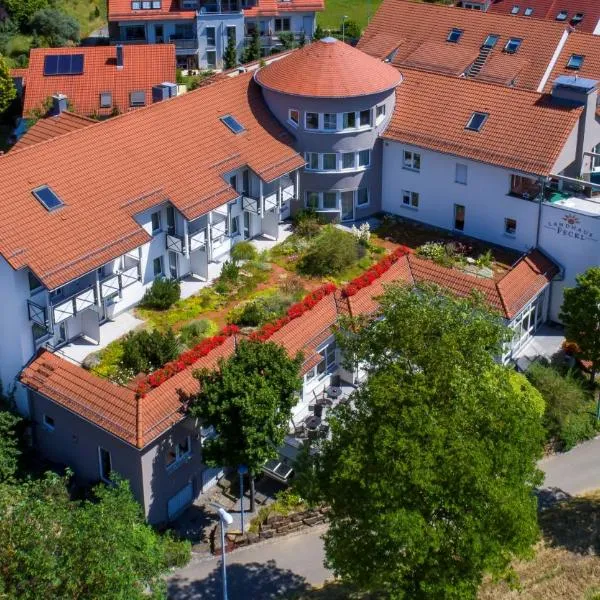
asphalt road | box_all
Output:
[168,525,331,599]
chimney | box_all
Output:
[116,44,124,70]
[50,93,68,116]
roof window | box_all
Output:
[571,13,584,24]
[43,54,84,76]
[511,5,520,14]
[483,34,499,48]
[465,112,488,132]
[504,38,522,54]
[567,54,584,70]
[447,28,463,43]
[221,115,245,134]
[32,186,64,211]
[556,10,568,21]
[524,7,533,16]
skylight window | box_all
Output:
[43,54,84,76]
[32,186,64,211]
[571,13,584,24]
[567,54,584,70]
[504,38,522,54]
[221,115,245,134]
[524,7,533,16]
[511,5,520,14]
[465,112,488,132]
[447,28,463,43]
[556,10,568,21]
[483,34,499,48]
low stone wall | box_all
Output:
[211,506,329,554]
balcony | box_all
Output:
[169,36,198,51]
[51,287,98,325]
[244,32,310,49]
[189,227,207,252]
[166,233,186,254]
[544,173,600,217]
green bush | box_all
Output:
[121,328,179,374]
[231,301,266,327]
[228,292,294,327]
[231,241,257,263]
[526,362,596,450]
[415,242,453,266]
[293,209,322,238]
[220,260,239,284]
[30,8,80,47]
[178,319,215,348]
[298,226,359,276]
[140,278,181,311]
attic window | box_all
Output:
[221,114,245,134]
[465,112,488,132]
[32,185,64,211]
[510,5,519,14]
[556,10,568,21]
[567,54,584,70]
[571,13,584,24]
[483,34,499,48]
[447,28,463,43]
[504,38,522,53]
[524,7,533,16]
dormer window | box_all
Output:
[504,38,522,54]
[567,54,584,70]
[465,112,488,132]
[511,5,519,14]
[447,28,463,43]
[556,10,568,21]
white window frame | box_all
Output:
[98,447,112,483]
[322,153,337,171]
[455,163,468,185]
[402,189,419,209]
[99,91,112,109]
[358,149,371,168]
[356,188,370,207]
[305,112,319,130]
[323,113,337,131]
[288,108,299,127]
[153,256,164,277]
[403,150,421,172]
[341,152,356,170]
[43,414,55,431]
[375,104,386,124]
[305,188,370,212]
[165,435,193,471]
[151,210,161,234]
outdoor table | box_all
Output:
[305,415,321,430]
[326,385,342,399]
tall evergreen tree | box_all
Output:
[223,34,238,70]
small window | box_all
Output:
[28,271,43,293]
[43,414,55,431]
[447,28,463,43]
[454,204,466,231]
[567,54,584,70]
[221,115,245,134]
[358,150,371,167]
[322,153,337,170]
[206,25,216,46]
[403,150,421,171]
[153,256,163,277]
[571,13,584,24]
[306,191,319,209]
[32,185,64,211]
[510,5,519,14]
[483,34,499,48]
[505,218,517,236]
[356,188,369,206]
[323,113,337,130]
[100,91,112,108]
[556,10,568,21]
[151,211,161,233]
[342,152,355,169]
[504,38,522,54]
[289,109,299,126]
[465,112,488,132]
[402,190,419,208]
[305,112,319,130]
[306,152,319,170]
[305,366,317,382]
[524,7,533,16]
[322,192,337,209]
[343,112,356,129]
[130,91,146,107]
[359,109,372,127]
[455,163,468,185]
[98,447,112,482]
[376,104,386,123]
[231,216,239,236]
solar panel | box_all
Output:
[221,115,245,134]
[32,186,64,211]
[43,54,84,76]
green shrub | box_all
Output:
[231,301,266,327]
[178,319,215,348]
[220,260,239,284]
[475,249,494,269]
[526,361,595,450]
[293,209,322,238]
[140,278,181,311]
[298,226,359,276]
[121,328,179,374]
[416,242,451,266]
[231,241,257,263]
[228,292,294,327]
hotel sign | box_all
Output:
[545,214,597,242]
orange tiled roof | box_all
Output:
[489,0,600,34]
[0,73,304,290]
[358,0,571,90]
[108,0,195,21]
[10,112,96,152]
[21,45,176,118]
[255,37,402,98]
[20,250,556,446]
[244,0,325,17]
[384,68,582,176]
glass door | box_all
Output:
[454,204,465,231]
[168,251,178,279]
[243,211,250,239]
[341,191,354,222]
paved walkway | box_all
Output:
[168,525,331,599]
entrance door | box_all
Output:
[168,251,178,279]
[341,191,354,222]
[243,211,250,239]
[454,204,465,231]
[303,16,313,34]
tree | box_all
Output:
[313,24,325,40]
[0,394,21,483]
[298,31,306,47]
[242,29,261,64]
[223,34,238,70]
[0,54,16,115]
[560,267,600,383]
[3,0,48,27]
[29,8,80,47]
[190,339,302,510]
[297,284,545,599]
[342,19,361,41]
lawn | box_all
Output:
[317,0,383,30]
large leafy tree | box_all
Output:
[190,339,302,509]
[299,284,545,599]
[30,8,80,47]
[0,54,16,115]
[560,267,600,383]
[3,0,48,26]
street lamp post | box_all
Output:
[212,505,233,600]
[342,15,348,43]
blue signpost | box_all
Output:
[238,464,249,534]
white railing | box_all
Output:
[282,184,295,202]
[189,228,207,252]
[120,265,140,289]
[53,288,97,324]
[166,233,185,254]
